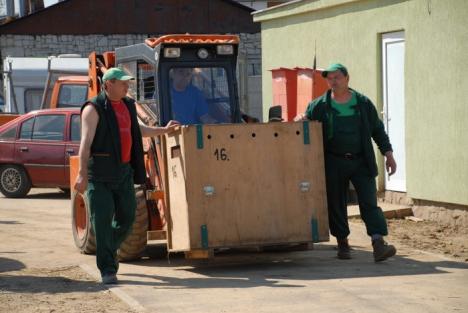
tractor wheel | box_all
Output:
[118,188,148,261]
[0,165,31,198]
[71,191,96,254]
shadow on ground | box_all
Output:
[0,257,25,272]
[25,190,70,200]
[115,244,468,289]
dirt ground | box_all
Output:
[386,218,468,262]
[0,266,138,313]
[1,209,467,312]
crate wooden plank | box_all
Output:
[165,132,191,251]
[166,122,328,252]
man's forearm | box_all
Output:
[78,145,90,177]
[77,104,99,182]
[139,122,179,137]
[140,124,168,137]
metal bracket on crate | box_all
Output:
[303,121,310,145]
[196,124,204,149]
[201,224,209,248]
[311,217,319,242]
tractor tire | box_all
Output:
[0,165,31,198]
[71,191,96,254]
[118,188,148,261]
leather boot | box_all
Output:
[337,238,351,259]
[372,238,396,262]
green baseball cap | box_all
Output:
[102,67,134,82]
[322,63,348,78]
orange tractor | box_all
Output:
[70,34,329,261]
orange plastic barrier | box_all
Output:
[270,68,297,121]
[296,68,329,115]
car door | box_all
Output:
[65,113,81,186]
[15,113,67,187]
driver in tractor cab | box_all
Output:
[169,67,217,125]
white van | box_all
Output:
[2,55,88,113]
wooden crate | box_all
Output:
[164,121,328,253]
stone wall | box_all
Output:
[0,32,262,117]
[0,33,261,74]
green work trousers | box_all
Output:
[86,164,136,276]
[325,155,388,239]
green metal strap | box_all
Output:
[303,121,310,145]
[196,124,203,149]
[201,225,209,249]
[311,218,319,242]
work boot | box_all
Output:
[337,238,352,259]
[372,238,396,262]
[101,272,118,285]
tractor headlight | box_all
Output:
[217,45,234,55]
[164,47,180,58]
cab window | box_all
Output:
[169,67,232,125]
[57,85,88,108]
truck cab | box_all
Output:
[2,56,88,114]
[49,76,88,109]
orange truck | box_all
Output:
[0,55,88,126]
[0,75,88,126]
[69,34,329,261]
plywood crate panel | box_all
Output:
[165,121,328,252]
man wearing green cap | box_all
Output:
[295,63,397,262]
[74,67,179,284]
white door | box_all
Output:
[382,32,406,192]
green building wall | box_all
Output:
[254,0,468,205]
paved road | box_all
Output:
[1,188,467,313]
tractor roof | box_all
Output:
[145,34,239,48]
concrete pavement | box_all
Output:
[1,188,467,313]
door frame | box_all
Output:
[382,31,406,192]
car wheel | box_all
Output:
[0,165,31,198]
[71,191,96,254]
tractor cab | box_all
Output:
[113,35,241,126]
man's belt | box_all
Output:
[327,151,362,160]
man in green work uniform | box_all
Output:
[74,68,179,284]
[295,63,397,262]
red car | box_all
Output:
[0,108,81,198]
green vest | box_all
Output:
[82,92,146,184]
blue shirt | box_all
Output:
[171,84,209,125]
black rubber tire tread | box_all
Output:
[118,188,148,261]
[0,165,31,198]
[71,191,96,254]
